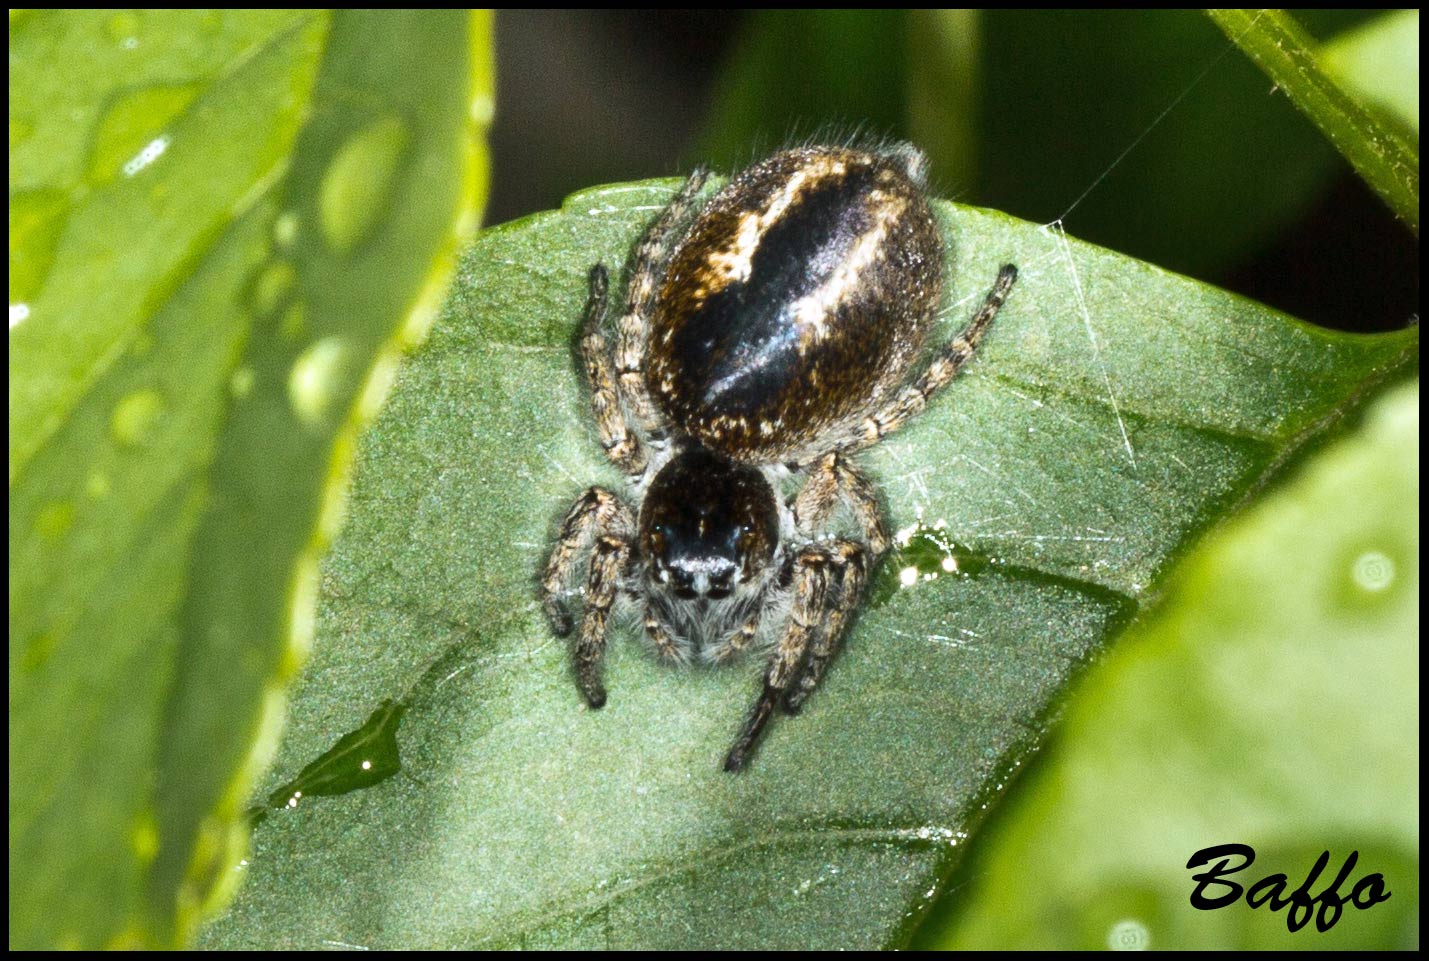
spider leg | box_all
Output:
[792,452,891,555]
[783,541,869,713]
[541,487,634,636]
[614,168,710,438]
[843,263,1017,453]
[724,544,844,771]
[580,265,647,475]
[574,534,632,708]
[643,603,685,663]
[707,607,762,664]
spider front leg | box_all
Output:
[642,604,684,663]
[541,487,634,637]
[613,167,710,438]
[782,541,869,714]
[723,542,864,771]
[846,263,1018,452]
[574,534,633,709]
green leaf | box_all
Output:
[917,379,1419,950]
[1320,9,1420,137]
[8,10,492,949]
[1208,9,1419,234]
[199,179,1414,948]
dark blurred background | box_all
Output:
[485,10,1417,335]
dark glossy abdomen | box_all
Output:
[648,147,944,464]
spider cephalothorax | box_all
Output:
[639,448,779,602]
[540,143,1017,770]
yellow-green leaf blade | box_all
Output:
[8,9,493,949]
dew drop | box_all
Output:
[87,85,195,183]
[229,366,256,399]
[111,389,164,447]
[288,337,348,427]
[10,303,31,329]
[273,211,300,248]
[470,92,495,127]
[122,135,170,177]
[106,11,140,47]
[871,522,991,608]
[1107,918,1150,951]
[251,261,297,316]
[1351,550,1395,593]
[319,115,409,254]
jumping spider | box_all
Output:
[541,143,1017,771]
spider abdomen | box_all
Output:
[648,146,944,464]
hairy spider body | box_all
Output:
[541,144,1018,771]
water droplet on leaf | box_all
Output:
[288,337,348,427]
[229,366,256,399]
[273,211,300,248]
[1351,550,1395,593]
[111,389,163,447]
[251,261,297,316]
[319,115,409,253]
[87,85,195,183]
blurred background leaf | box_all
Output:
[8,9,491,948]
[1320,9,1419,135]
